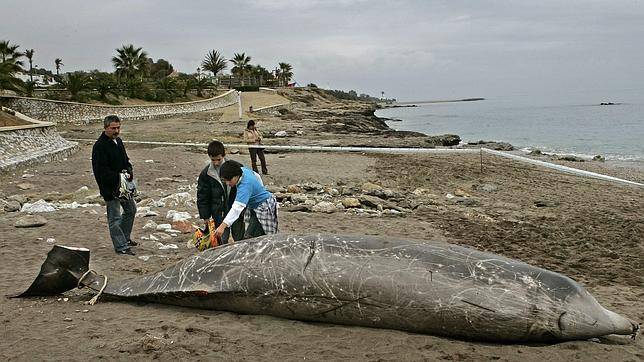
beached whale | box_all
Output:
[15,233,639,342]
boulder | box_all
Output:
[15,215,48,228]
[341,197,361,208]
[286,184,302,193]
[312,201,337,213]
[361,182,383,193]
[16,183,34,190]
[425,134,461,147]
[3,200,21,212]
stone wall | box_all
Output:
[252,102,293,116]
[0,90,238,124]
[0,110,78,172]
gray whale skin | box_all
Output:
[16,233,639,342]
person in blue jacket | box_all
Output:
[213,160,278,240]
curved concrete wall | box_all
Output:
[0,90,238,124]
[0,109,78,172]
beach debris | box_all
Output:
[154,192,194,208]
[274,130,288,137]
[138,256,151,261]
[156,223,172,231]
[136,206,159,218]
[14,215,48,228]
[140,234,159,241]
[171,220,194,234]
[156,242,178,250]
[145,159,155,163]
[21,173,35,178]
[154,233,172,240]
[76,186,89,193]
[56,201,101,209]
[592,155,605,162]
[142,220,157,230]
[21,200,56,213]
[46,238,56,243]
[166,210,191,222]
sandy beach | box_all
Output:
[1,90,642,361]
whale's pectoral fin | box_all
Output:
[10,245,90,298]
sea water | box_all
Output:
[376,89,644,164]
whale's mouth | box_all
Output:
[558,309,640,339]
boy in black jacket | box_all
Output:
[196,140,244,244]
[91,115,137,256]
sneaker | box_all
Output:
[127,240,138,247]
[117,248,136,256]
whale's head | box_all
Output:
[556,289,639,340]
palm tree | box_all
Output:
[0,40,22,63]
[230,52,251,86]
[194,77,211,97]
[155,77,179,102]
[25,49,34,82]
[90,71,116,100]
[0,41,25,93]
[0,60,25,93]
[54,58,64,75]
[278,62,293,87]
[201,50,227,79]
[112,44,149,81]
[63,72,90,101]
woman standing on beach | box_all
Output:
[243,120,268,175]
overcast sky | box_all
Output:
[2,0,643,101]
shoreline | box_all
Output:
[374,104,644,171]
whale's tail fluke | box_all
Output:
[10,245,90,298]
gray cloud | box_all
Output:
[2,0,643,100]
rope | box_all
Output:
[77,269,108,305]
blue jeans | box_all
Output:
[106,198,137,252]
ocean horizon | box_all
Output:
[376,88,644,166]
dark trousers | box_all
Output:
[249,147,268,174]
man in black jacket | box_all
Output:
[92,115,137,256]
[196,140,244,244]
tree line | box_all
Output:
[0,40,294,104]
